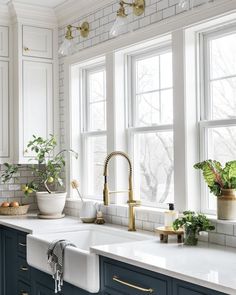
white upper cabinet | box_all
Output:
[0,61,9,158]
[0,26,9,57]
[22,61,53,158]
[22,25,53,59]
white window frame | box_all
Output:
[80,62,107,200]
[199,24,236,214]
[65,2,236,213]
[127,44,174,208]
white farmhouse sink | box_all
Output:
[27,224,153,293]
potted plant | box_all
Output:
[194,160,236,220]
[1,135,78,218]
[173,211,215,246]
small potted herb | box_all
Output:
[1,135,78,218]
[173,211,215,246]
[194,160,236,220]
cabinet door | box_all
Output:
[23,25,53,59]
[0,61,9,158]
[173,279,226,295]
[22,61,53,159]
[2,229,18,295]
[31,267,56,295]
[0,26,8,57]
[101,257,171,295]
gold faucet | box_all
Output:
[103,151,140,231]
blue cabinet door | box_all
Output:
[173,279,226,295]
[100,257,172,295]
[31,267,101,295]
[2,227,18,295]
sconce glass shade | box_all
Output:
[58,38,75,57]
[110,15,128,37]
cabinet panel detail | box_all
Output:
[0,26,8,57]
[23,25,53,59]
[22,61,53,158]
[0,61,9,158]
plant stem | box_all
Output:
[44,179,52,194]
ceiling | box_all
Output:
[0,0,71,8]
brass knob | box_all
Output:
[24,47,29,51]
[20,291,29,295]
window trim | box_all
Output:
[127,44,174,208]
[199,24,236,214]
[65,3,236,212]
[80,62,107,200]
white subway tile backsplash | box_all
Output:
[226,235,236,248]
[217,222,234,236]
[163,6,175,18]
[209,232,226,246]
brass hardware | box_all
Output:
[20,291,29,295]
[113,276,154,293]
[24,47,29,51]
[103,151,140,231]
[19,242,26,247]
[20,266,28,271]
[118,0,145,17]
[80,22,90,38]
[65,21,90,40]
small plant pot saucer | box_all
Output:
[37,213,65,219]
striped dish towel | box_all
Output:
[47,239,76,293]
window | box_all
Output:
[81,65,107,199]
[200,27,236,212]
[128,46,174,207]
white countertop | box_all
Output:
[0,214,235,294]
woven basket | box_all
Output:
[0,204,30,215]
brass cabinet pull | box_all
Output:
[24,47,30,51]
[20,291,29,295]
[20,266,28,271]
[19,242,26,247]
[113,275,154,293]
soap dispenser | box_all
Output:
[164,203,178,230]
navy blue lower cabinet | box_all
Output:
[100,257,172,295]
[31,267,100,295]
[100,257,227,295]
[2,227,18,295]
[173,279,226,295]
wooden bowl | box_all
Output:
[0,204,30,215]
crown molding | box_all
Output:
[0,4,10,24]
[55,0,114,27]
[8,1,58,27]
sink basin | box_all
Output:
[27,224,153,293]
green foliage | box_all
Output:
[194,160,236,196]
[173,211,215,234]
[0,135,78,196]
[1,163,20,183]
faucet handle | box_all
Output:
[127,200,141,207]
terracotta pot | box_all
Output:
[217,189,236,220]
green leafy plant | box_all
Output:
[173,211,215,245]
[0,135,78,196]
[194,160,236,196]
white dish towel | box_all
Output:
[47,239,76,293]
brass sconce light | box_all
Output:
[58,21,90,56]
[110,0,145,37]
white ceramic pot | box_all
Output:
[36,192,67,216]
